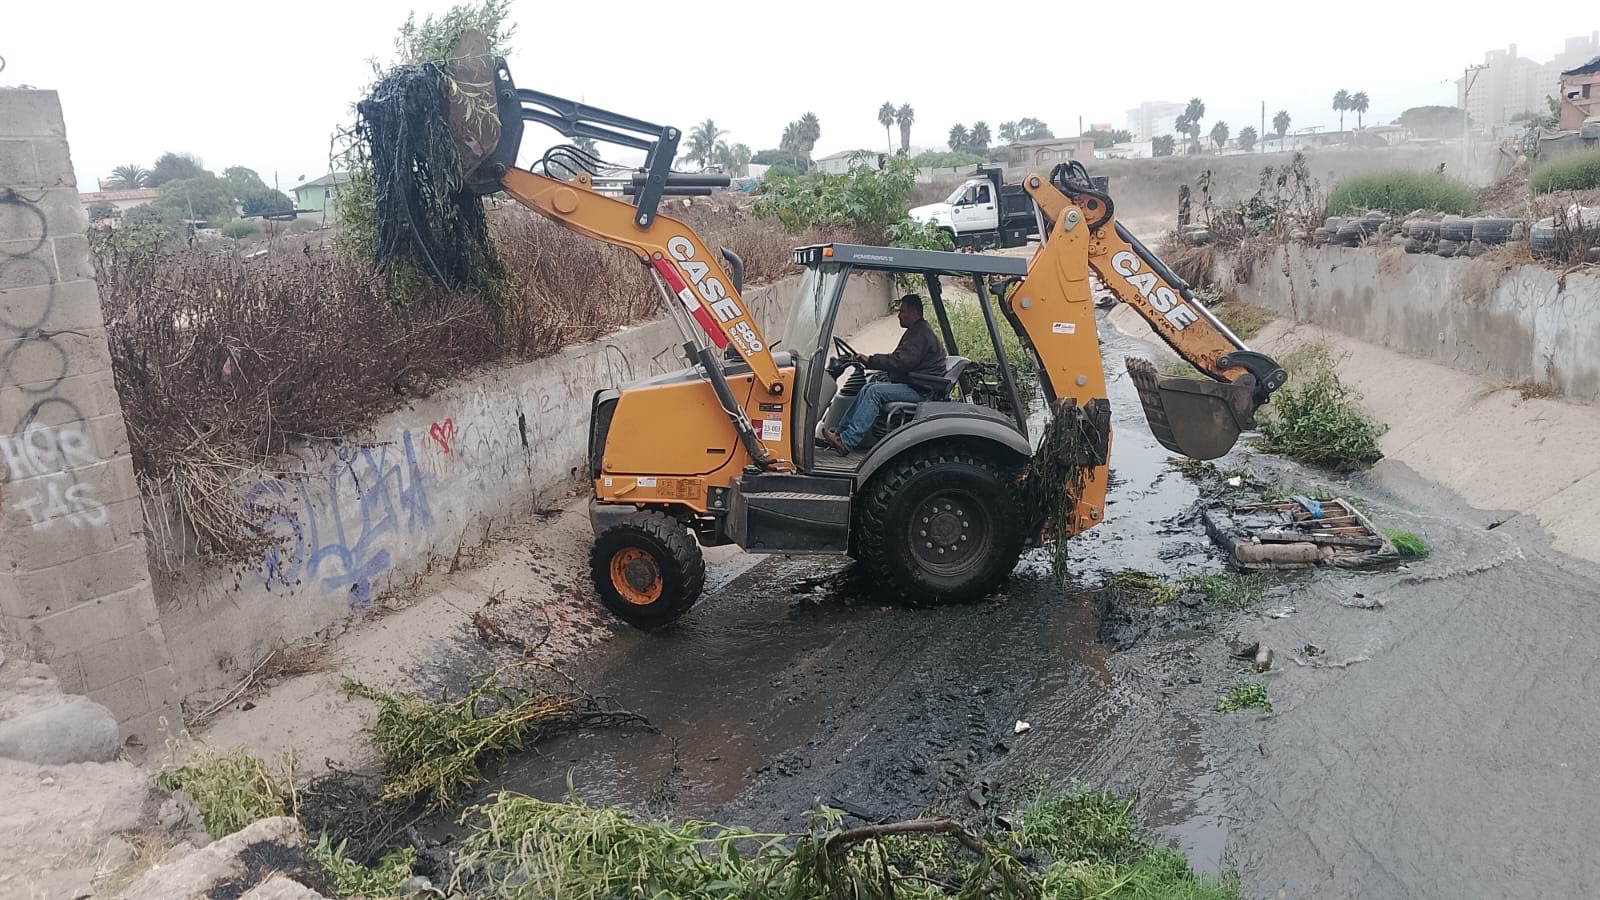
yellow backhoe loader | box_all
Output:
[445,47,1286,628]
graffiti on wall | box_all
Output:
[244,431,432,609]
[0,424,109,530]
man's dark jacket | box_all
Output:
[866,318,947,387]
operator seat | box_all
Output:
[883,356,973,429]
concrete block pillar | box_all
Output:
[0,89,179,751]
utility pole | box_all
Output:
[1462,63,1487,173]
[1260,101,1266,153]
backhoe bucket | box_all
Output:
[1125,357,1256,461]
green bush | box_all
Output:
[221,219,261,239]
[1256,345,1386,471]
[1326,170,1477,215]
[753,154,925,245]
[1530,150,1600,194]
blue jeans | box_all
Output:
[836,381,923,450]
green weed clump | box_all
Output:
[345,661,649,807]
[1256,345,1386,471]
[310,833,416,899]
[154,741,299,839]
[1107,570,1182,606]
[1327,170,1478,216]
[1216,683,1272,714]
[1187,573,1269,609]
[1385,529,1430,558]
[449,787,1241,899]
[1530,150,1600,194]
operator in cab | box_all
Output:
[824,294,946,455]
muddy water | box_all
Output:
[433,318,1241,864]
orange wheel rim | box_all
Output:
[609,548,663,606]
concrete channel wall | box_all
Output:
[1220,244,1600,404]
[156,272,893,699]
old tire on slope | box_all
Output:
[591,510,705,630]
[856,448,1026,605]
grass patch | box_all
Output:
[1187,573,1269,610]
[1216,683,1272,714]
[448,787,1240,899]
[344,660,650,807]
[1385,529,1429,558]
[1327,170,1477,216]
[1213,301,1273,341]
[1107,570,1182,606]
[154,740,299,839]
[1530,150,1600,194]
[1256,345,1386,471]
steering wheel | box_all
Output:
[832,335,863,364]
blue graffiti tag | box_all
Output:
[245,431,433,607]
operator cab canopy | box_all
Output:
[791,242,1030,278]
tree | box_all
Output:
[108,164,149,190]
[895,104,915,154]
[146,152,207,187]
[878,102,897,154]
[1238,125,1257,152]
[947,123,970,152]
[1152,135,1176,157]
[797,112,821,160]
[726,143,752,177]
[1350,91,1370,129]
[222,166,291,218]
[687,119,729,169]
[152,174,235,225]
[1273,109,1291,150]
[1082,128,1133,148]
[572,135,599,157]
[998,121,1019,143]
[1013,117,1053,140]
[1183,98,1205,152]
[1397,105,1464,139]
[1209,121,1230,152]
[87,201,120,221]
[1333,89,1350,132]
[970,121,991,152]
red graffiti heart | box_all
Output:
[429,419,456,454]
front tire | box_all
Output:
[590,511,705,630]
[856,449,1025,604]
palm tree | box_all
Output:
[687,119,728,169]
[1350,91,1370,129]
[1183,98,1205,152]
[727,143,752,177]
[780,122,803,169]
[895,104,915,154]
[1238,125,1257,152]
[970,121,991,152]
[1333,90,1350,132]
[1210,120,1230,152]
[798,112,821,162]
[1273,109,1291,150]
[948,123,970,152]
[109,164,149,189]
[878,102,897,154]
[1173,114,1192,153]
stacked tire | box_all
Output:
[1440,215,1476,244]
[1470,217,1516,245]
[1530,217,1558,257]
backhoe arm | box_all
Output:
[1021,171,1286,460]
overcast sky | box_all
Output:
[4,1,1596,191]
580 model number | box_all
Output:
[1110,251,1200,331]
[668,236,765,353]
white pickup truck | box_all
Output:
[907,167,1038,250]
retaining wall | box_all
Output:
[157,272,893,699]
[1221,245,1600,404]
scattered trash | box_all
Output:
[1227,476,1243,487]
[1013,720,1031,735]
[1303,644,1324,657]
[1265,605,1296,619]
[1203,496,1404,570]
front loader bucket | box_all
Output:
[1125,357,1256,461]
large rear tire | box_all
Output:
[590,511,705,630]
[856,448,1026,604]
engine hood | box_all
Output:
[908,202,951,224]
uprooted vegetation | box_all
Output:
[158,728,1241,900]
[1254,344,1386,471]
[1104,569,1270,611]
